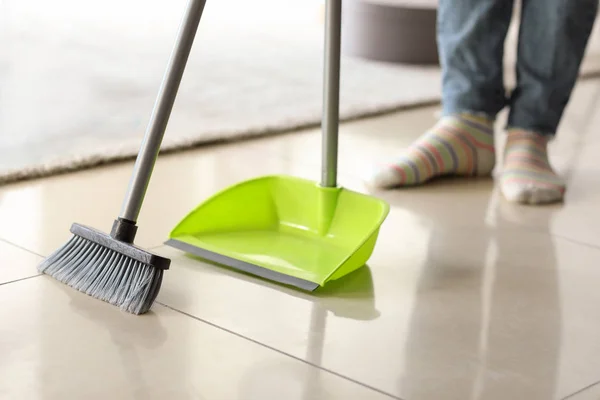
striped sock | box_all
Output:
[500,129,565,204]
[367,114,496,188]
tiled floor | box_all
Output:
[2,78,600,399]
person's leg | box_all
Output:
[367,0,514,188]
[501,0,598,204]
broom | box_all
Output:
[38,0,208,315]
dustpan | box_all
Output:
[165,0,390,291]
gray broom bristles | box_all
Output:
[38,235,163,315]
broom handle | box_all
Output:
[119,0,207,223]
[321,0,342,188]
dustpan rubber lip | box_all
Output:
[165,238,320,291]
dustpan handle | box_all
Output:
[119,0,207,223]
[321,0,342,188]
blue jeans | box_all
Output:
[438,0,598,136]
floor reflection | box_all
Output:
[391,183,561,399]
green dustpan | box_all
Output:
[165,0,390,291]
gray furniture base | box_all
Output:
[342,0,439,65]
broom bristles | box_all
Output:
[39,235,163,315]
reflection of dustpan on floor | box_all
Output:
[165,0,390,291]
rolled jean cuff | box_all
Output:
[440,106,497,122]
[506,108,559,137]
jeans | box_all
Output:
[438,0,598,136]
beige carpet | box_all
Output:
[1,0,599,184]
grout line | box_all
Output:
[548,233,600,252]
[0,274,41,287]
[562,380,600,399]
[0,237,45,258]
[507,222,600,253]
[157,302,403,400]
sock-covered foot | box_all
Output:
[500,129,565,204]
[367,114,496,188]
